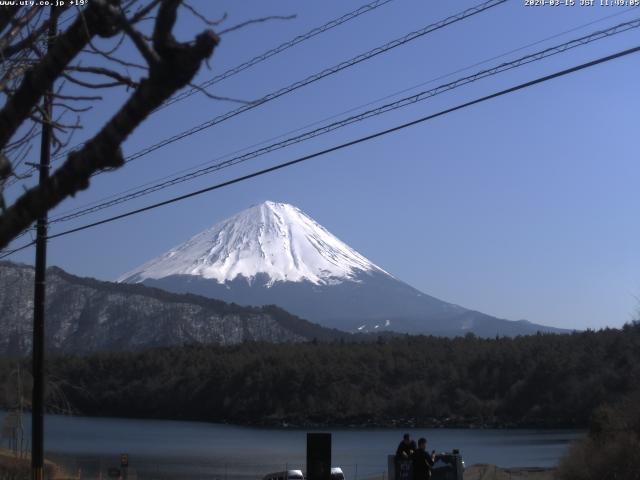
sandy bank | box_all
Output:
[464,464,554,480]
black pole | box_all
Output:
[32,7,56,480]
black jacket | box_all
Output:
[412,449,434,480]
[395,440,413,459]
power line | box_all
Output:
[47,6,639,222]
[160,0,396,110]
[63,0,507,175]
[45,0,396,165]
[3,42,638,259]
[46,17,640,225]
[0,243,32,259]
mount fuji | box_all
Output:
[119,201,565,337]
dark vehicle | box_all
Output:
[431,450,464,480]
[388,450,464,480]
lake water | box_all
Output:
[0,411,583,479]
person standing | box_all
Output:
[412,438,435,480]
[395,433,414,480]
[395,433,414,460]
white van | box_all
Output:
[263,470,305,480]
[331,467,345,480]
[263,468,345,480]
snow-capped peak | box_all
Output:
[119,201,388,286]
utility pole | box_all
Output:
[32,7,56,480]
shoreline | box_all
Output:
[1,408,585,431]
[2,452,556,480]
[463,465,555,480]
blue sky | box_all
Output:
[4,0,640,330]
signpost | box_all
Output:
[120,453,129,479]
[307,433,331,480]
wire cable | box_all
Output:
[46,17,640,225]
[45,0,397,165]
[52,0,507,173]
[47,6,639,222]
[3,42,638,258]
[161,0,396,110]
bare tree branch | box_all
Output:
[0,0,219,249]
[84,30,126,57]
[9,142,33,173]
[128,0,162,24]
[0,152,10,182]
[0,7,40,57]
[68,65,138,87]
[0,50,34,93]
[61,72,131,90]
[53,92,103,102]
[0,9,62,59]
[0,0,123,151]
[0,7,18,34]
[122,20,159,66]
[187,82,253,104]
[183,2,227,27]
[81,44,147,70]
[4,121,38,152]
[218,15,296,36]
[51,102,92,113]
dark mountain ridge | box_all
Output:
[144,270,569,337]
[0,261,347,356]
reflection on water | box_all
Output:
[0,411,583,479]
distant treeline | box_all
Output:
[1,323,639,428]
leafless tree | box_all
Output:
[0,0,226,250]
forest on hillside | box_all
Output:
[1,323,639,428]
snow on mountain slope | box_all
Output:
[119,201,388,286]
[118,201,569,337]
